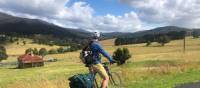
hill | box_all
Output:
[101,32,131,39]
[118,26,192,38]
[0,12,91,42]
[101,26,193,40]
[0,12,197,44]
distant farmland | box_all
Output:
[0,37,200,88]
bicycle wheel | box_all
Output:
[108,72,122,88]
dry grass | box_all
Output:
[7,76,68,88]
[101,37,200,62]
[1,37,200,88]
[5,38,59,55]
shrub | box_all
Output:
[57,47,64,53]
[112,48,131,65]
[33,48,39,55]
[23,41,26,45]
[192,30,200,38]
[48,49,58,54]
[157,35,171,46]
[25,48,34,54]
[146,41,152,46]
[39,48,48,57]
[0,46,8,62]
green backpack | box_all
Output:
[68,74,94,88]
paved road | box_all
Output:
[175,82,200,88]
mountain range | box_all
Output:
[0,12,197,41]
[0,12,91,40]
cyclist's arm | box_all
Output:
[95,43,113,62]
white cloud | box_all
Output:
[120,0,200,28]
[0,0,199,32]
[0,0,142,32]
[0,0,68,17]
[92,12,142,32]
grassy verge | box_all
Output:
[119,60,200,88]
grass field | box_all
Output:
[0,37,200,88]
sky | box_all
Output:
[0,0,199,32]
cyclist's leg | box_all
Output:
[88,66,98,88]
[89,66,94,73]
[92,63,109,88]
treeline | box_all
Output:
[115,31,186,46]
[25,46,81,57]
[0,34,19,44]
[32,34,87,47]
[0,46,8,62]
[192,29,200,38]
[0,32,86,50]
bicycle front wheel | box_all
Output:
[108,72,122,88]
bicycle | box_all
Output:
[89,62,122,88]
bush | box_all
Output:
[23,41,26,45]
[0,46,6,52]
[33,48,39,55]
[25,48,34,54]
[146,41,151,46]
[0,46,8,62]
[192,30,200,38]
[112,48,131,65]
[48,49,58,54]
[39,48,48,57]
[57,47,64,53]
[157,35,171,46]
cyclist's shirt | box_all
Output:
[89,40,112,64]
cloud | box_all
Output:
[0,0,68,18]
[92,12,142,32]
[119,0,200,28]
[0,0,142,32]
[0,0,199,32]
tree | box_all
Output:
[25,48,34,54]
[112,48,131,65]
[192,30,200,38]
[48,49,58,54]
[0,35,7,44]
[23,41,26,45]
[157,35,171,46]
[9,37,14,43]
[143,34,155,42]
[33,48,39,55]
[146,41,152,46]
[69,44,82,52]
[39,48,48,57]
[0,46,8,62]
[57,47,64,53]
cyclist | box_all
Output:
[83,32,115,88]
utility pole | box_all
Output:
[183,31,186,53]
[183,36,185,53]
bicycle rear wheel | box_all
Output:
[108,72,122,88]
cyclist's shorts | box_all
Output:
[92,63,109,79]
